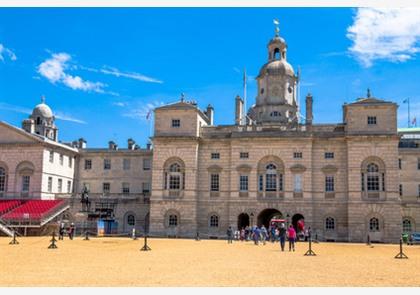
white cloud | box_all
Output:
[0,102,86,124]
[347,8,420,67]
[37,52,106,93]
[113,102,127,107]
[123,101,164,121]
[81,65,163,84]
[0,43,17,62]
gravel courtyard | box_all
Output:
[0,236,419,287]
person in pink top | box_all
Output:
[287,225,296,251]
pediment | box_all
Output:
[236,164,252,172]
[321,165,338,174]
[290,164,307,173]
[0,122,41,145]
[207,164,223,172]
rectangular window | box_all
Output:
[294,174,302,193]
[142,182,151,193]
[325,152,334,159]
[367,116,377,125]
[83,183,90,191]
[59,154,64,165]
[399,184,403,196]
[325,176,335,192]
[49,151,54,163]
[399,159,402,169]
[143,159,151,170]
[293,152,303,159]
[122,182,130,195]
[169,175,180,190]
[67,180,72,193]
[103,182,110,194]
[58,179,62,193]
[68,157,72,168]
[48,177,53,193]
[259,175,263,191]
[123,158,131,170]
[367,175,379,191]
[172,119,181,128]
[240,152,249,159]
[239,175,248,192]
[210,174,220,192]
[104,159,111,170]
[84,159,92,170]
[22,176,30,192]
[211,153,220,159]
[266,174,277,191]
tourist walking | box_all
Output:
[261,225,268,245]
[278,223,286,251]
[68,223,75,240]
[59,222,65,240]
[226,226,234,244]
[288,225,296,251]
[253,226,260,245]
[240,228,245,241]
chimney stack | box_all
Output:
[146,142,152,150]
[235,95,243,125]
[78,138,87,149]
[22,119,35,134]
[305,93,313,125]
[206,104,214,125]
[108,141,118,150]
[127,138,135,150]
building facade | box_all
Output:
[1,27,419,242]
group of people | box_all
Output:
[227,223,312,252]
[59,222,75,240]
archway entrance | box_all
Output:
[257,208,282,228]
[237,213,250,230]
[292,213,305,233]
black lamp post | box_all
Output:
[286,213,290,227]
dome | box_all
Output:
[32,103,53,119]
[258,59,295,77]
[268,35,286,46]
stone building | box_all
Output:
[1,25,419,242]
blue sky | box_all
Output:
[1,8,420,148]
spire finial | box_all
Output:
[41,95,46,104]
[273,18,280,36]
[180,93,185,102]
[367,88,371,98]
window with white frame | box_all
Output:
[210,174,219,192]
[325,176,334,192]
[143,158,151,170]
[325,152,334,159]
[58,179,62,193]
[167,163,182,190]
[265,164,277,191]
[366,163,380,191]
[367,116,377,125]
[211,153,220,159]
[48,177,53,193]
[403,218,412,233]
[369,217,379,232]
[103,182,110,194]
[171,119,181,128]
[104,159,111,170]
[59,154,64,165]
[67,180,72,193]
[84,159,92,170]
[49,151,54,163]
[122,182,130,195]
[22,175,30,192]
[123,158,131,170]
[209,215,219,227]
[239,175,248,192]
[294,174,302,193]
[325,217,335,230]
[168,214,178,226]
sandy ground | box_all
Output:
[0,236,419,287]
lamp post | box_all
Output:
[286,213,290,228]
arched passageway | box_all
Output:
[237,213,250,230]
[257,209,283,228]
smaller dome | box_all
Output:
[32,103,53,118]
[268,35,286,46]
[258,59,295,77]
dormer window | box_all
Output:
[367,116,377,125]
[172,119,181,128]
[270,111,280,117]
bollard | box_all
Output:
[304,237,317,256]
[367,234,371,246]
[394,238,408,259]
[9,231,19,245]
[195,231,200,241]
[48,231,58,249]
[140,234,152,251]
[132,229,138,240]
[84,231,90,241]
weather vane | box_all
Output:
[273,19,280,36]
[180,93,185,102]
[41,95,46,103]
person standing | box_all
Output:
[59,222,65,240]
[288,225,296,251]
[253,226,260,245]
[278,223,286,251]
[240,228,245,242]
[226,226,234,244]
[68,223,75,240]
[261,225,268,245]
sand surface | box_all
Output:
[1,236,419,287]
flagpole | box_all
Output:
[243,67,247,125]
[408,98,411,128]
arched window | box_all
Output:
[403,218,412,233]
[209,215,219,227]
[325,217,335,230]
[164,162,185,190]
[0,167,6,193]
[265,164,277,191]
[367,163,379,191]
[361,160,385,194]
[127,215,135,226]
[36,117,41,125]
[369,217,379,232]
[168,214,178,227]
[274,48,280,60]
[258,158,284,193]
